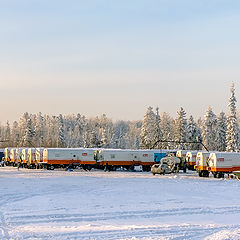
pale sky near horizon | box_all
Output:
[1,0,240,124]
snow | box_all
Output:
[0,167,240,239]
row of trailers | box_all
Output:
[4,148,240,177]
[3,148,174,171]
[177,150,240,178]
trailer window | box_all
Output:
[110,154,115,159]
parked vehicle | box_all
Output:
[28,148,37,168]
[176,150,188,172]
[35,148,44,168]
[42,148,97,170]
[4,148,10,165]
[97,149,154,171]
[15,148,25,165]
[185,151,197,170]
[21,149,29,167]
[151,156,181,175]
[207,152,240,178]
[194,151,210,177]
[10,148,17,166]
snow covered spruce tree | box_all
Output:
[18,112,30,146]
[215,112,227,151]
[140,106,162,149]
[226,83,239,152]
[111,121,129,149]
[23,118,35,147]
[34,112,45,147]
[10,121,20,147]
[202,106,217,151]
[154,107,162,148]
[57,114,66,148]
[175,107,188,149]
[160,112,175,149]
[124,121,142,149]
[187,115,202,150]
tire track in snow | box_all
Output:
[7,206,240,226]
[0,211,10,239]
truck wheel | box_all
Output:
[203,171,209,177]
[218,172,224,178]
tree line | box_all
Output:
[0,83,239,152]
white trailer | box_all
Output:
[16,148,25,164]
[186,151,198,170]
[28,148,37,168]
[43,148,96,170]
[36,148,44,167]
[21,149,29,166]
[4,148,11,165]
[195,151,210,177]
[97,149,154,171]
[208,152,240,178]
[10,148,17,165]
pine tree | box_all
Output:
[202,106,217,151]
[154,107,162,149]
[160,112,175,149]
[140,106,158,149]
[11,121,19,147]
[57,114,66,148]
[175,107,188,149]
[226,83,239,152]
[23,118,35,147]
[187,115,202,150]
[34,112,45,147]
[101,128,109,148]
[215,112,227,151]
[111,121,129,149]
[18,112,30,146]
[4,121,11,142]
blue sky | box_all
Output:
[1,0,240,123]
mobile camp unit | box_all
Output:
[15,148,25,164]
[28,148,37,168]
[194,151,210,177]
[176,150,189,171]
[35,148,44,168]
[138,150,155,171]
[4,148,11,165]
[207,152,240,178]
[21,149,29,167]
[186,151,198,170]
[43,148,96,170]
[97,149,154,171]
[96,149,138,171]
[10,148,17,166]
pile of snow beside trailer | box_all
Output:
[1,167,240,239]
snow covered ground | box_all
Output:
[0,167,240,240]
